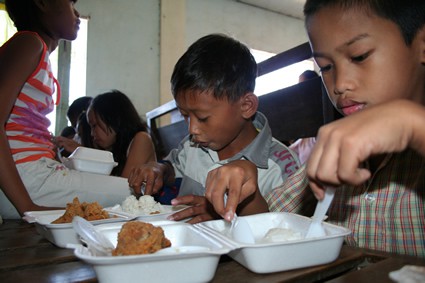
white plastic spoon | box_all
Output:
[72,216,115,256]
[224,195,255,244]
[305,187,336,238]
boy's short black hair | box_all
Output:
[171,33,257,102]
[5,0,39,31]
[304,0,425,45]
[60,126,76,138]
[299,70,319,81]
[67,96,93,127]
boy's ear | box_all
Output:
[240,92,258,119]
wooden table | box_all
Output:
[0,219,424,283]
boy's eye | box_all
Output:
[318,64,332,73]
[351,52,369,62]
[197,116,208,122]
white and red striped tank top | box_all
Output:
[4,31,60,164]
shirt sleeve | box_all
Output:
[165,136,190,178]
[266,164,316,216]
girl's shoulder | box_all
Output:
[1,31,45,60]
[133,131,153,142]
[3,31,44,49]
[126,131,154,153]
[125,131,153,151]
[0,32,46,95]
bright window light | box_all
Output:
[251,49,315,96]
[47,19,88,134]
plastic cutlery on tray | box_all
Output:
[305,186,336,238]
[72,216,115,256]
[224,195,255,244]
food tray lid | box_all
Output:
[23,210,134,228]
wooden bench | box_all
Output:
[146,42,341,158]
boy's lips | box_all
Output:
[192,139,209,148]
[196,141,209,147]
[338,102,366,116]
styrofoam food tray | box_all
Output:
[23,210,133,248]
[62,147,118,175]
[69,147,115,162]
[64,158,118,175]
[195,212,351,273]
[73,221,232,283]
[106,204,189,221]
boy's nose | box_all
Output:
[333,68,353,95]
[188,119,200,135]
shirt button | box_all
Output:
[364,194,376,203]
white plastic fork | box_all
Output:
[130,182,146,199]
[224,195,255,244]
[305,187,336,238]
[72,216,115,256]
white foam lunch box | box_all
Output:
[72,212,351,283]
[62,147,118,175]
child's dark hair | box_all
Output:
[171,33,257,102]
[304,0,425,46]
[89,90,150,176]
[60,126,76,139]
[5,0,40,31]
[77,112,94,149]
[67,97,93,128]
[299,70,319,81]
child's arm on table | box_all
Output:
[170,160,267,224]
[167,195,219,224]
[307,99,425,199]
[0,34,58,215]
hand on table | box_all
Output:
[167,195,219,224]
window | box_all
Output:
[0,7,88,135]
[50,18,88,135]
[251,49,315,96]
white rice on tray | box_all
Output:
[121,195,164,215]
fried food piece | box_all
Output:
[52,197,109,224]
[112,221,171,256]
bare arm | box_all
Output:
[306,99,425,199]
[121,131,157,178]
[54,136,81,154]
